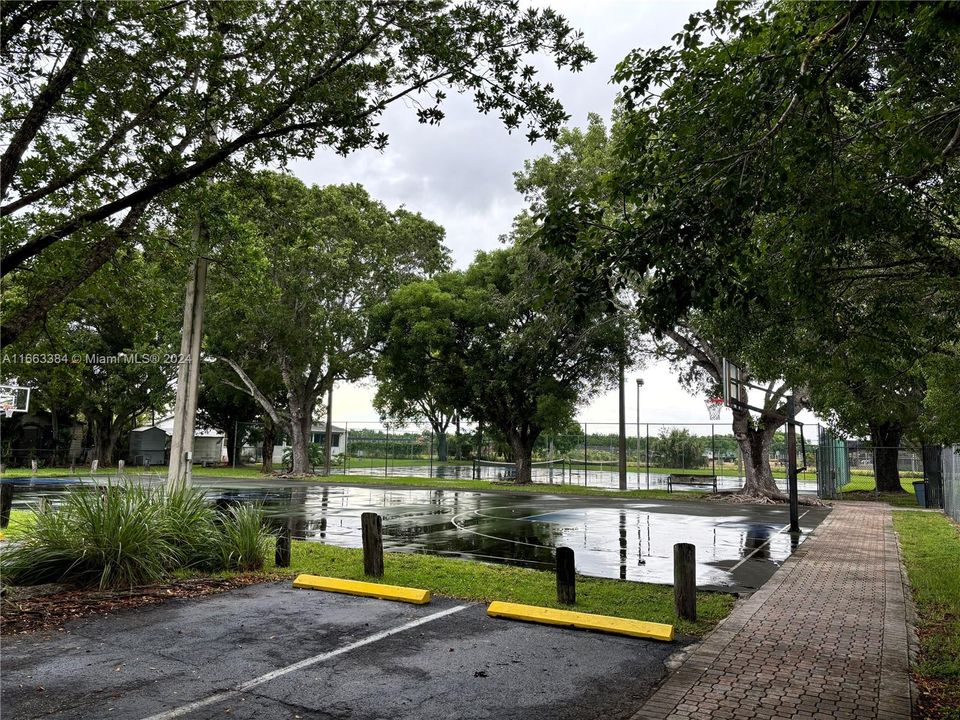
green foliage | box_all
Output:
[2,1,594,344]
[654,428,707,469]
[370,280,463,455]
[1,242,184,463]
[159,485,220,569]
[212,504,273,573]
[206,172,451,474]
[538,1,960,442]
[1,483,175,589]
[1,483,272,588]
[376,244,627,481]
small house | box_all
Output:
[129,426,168,465]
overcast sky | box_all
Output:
[286,1,819,429]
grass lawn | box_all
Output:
[837,475,924,508]
[0,508,35,540]
[282,539,735,637]
[893,511,960,720]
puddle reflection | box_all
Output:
[7,478,822,590]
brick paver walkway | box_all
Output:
[633,503,913,720]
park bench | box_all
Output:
[667,474,718,493]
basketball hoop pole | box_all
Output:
[786,395,800,533]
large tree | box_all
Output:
[2,243,182,464]
[538,2,959,455]
[404,245,626,484]
[371,281,468,462]
[0,0,593,345]
[206,172,448,474]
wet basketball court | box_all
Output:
[7,477,829,593]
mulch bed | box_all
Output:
[1,573,290,636]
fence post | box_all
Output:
[556,546,576,605]
[583,423,588,487]
[711,424,716,479]
[275,523,291,567]
[0,482,13,528]
[646,424,650,490]
[429,430,434,478]
[674,542,696,621]
[361,512,384,577]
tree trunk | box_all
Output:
[732,410,785,498]
[869,420,904,493]
[225,423,238,466]
[507,429,539,485]
[288,393,315,475]
[260,416,275,474]
[436,432,448,462]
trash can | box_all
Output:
[912,481,927,508]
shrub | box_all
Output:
[158,485,219,570]
[212,504,273,572]
[1,482,274,588]
[1,483,175,589]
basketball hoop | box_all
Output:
[2,405,13,419]
[705,397,724,420]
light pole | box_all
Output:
[636,378,644,489]
[618,359,627,491]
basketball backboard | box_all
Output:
[721,359,745,410]
[0,384,31,418]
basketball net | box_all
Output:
[705,397,724,420]
[2,404,14,419]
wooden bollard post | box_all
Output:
[91,459,98,474]
[118,459,125,474]
[674,542,696,621]
[0,483,13,528]
[275,523,291,568]
[31,459,38,473]
[556,546,576,605]
[361,512,384,577]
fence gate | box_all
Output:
[942,445,960,523]
[816,428,849,499]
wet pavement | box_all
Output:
[1,585,686,720]
[7,477,829,593]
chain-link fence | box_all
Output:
[231,420,819,494]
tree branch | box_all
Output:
[218,356,288,430]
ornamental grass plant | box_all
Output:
[1,481,273,589]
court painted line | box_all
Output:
[728,510,810,572]
[139,603,470,720]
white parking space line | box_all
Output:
[140,603,471,720]
[728,511,810,572]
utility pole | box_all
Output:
[786,395,800,532]
[167,243,208,488]
[618,359,627,491]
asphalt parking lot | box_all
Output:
[2,582,690,720]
